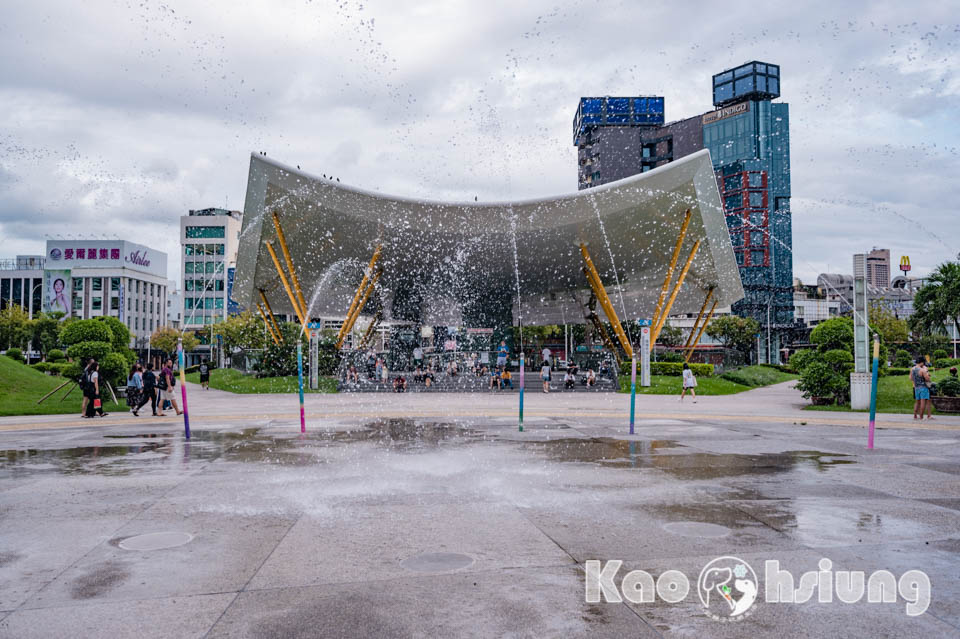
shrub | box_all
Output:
[50,362,72,377]
[796,361,846,403]
[62,362,84,382]
[99,352,130,387]
[47,348,66,362]
[933,358,960,369]
[893,349,913,368]
[886,367,911,376]
[4,347,24,363]
[66,341,112,364]
[822,349,854,373]
[789,349,816,373]
[95,316,131,352]
[936,376,960,397]
[933,349,949,361]
[656,350,684,363]
[810,317,854,353]
[60,319,112,346]
[31,362,52,373]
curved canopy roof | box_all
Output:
[234,149,743,326]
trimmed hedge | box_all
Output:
[66,341,112,364]
[620,361,713,377]
[4,348,24,363]
[886,367,911,376]
[760,363,792,373]
[31,362,52,374]
[934,358,960,369]
[47,349,66,362]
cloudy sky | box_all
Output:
[1,0,958,284]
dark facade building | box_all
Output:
[573,61,794,363]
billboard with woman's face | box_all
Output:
[43,269,71,318]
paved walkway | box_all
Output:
[3,381,958,433]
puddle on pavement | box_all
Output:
[525,439,854,479]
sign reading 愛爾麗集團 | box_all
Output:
[701,101,750,125]
[45,240,167,278]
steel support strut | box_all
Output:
[651,239,701,345]
[259,289,284,342]
[358,309,383,350]
[683,289,714,350]
[652,209,692,331]
[266,241,306,326]
[256,301,281,345]
[685,299,718,362]
[580,244,633,359]
[272,211,308,320]
[336,269,381,349]
[337,245,382,344]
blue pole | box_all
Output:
[177,339,190,440]
[297,342,305,433]
[867,334,879,449]
[629,354,637,434]
[518,353,525,432]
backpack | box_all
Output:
[79,369,92,391]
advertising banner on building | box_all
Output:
[43,269,71,318]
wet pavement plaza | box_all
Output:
[1,399,959,637]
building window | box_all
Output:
[73,278,83,291]
[92,297,102,310]
[72,296,82,311]
[185,244,195,256]
[110,277,120,291]
[92,278,102,291]
[136,280,140,293]
[185,226,225,239]
[111,297,119,310]
[150,283,155,295]
[215,243,225,255]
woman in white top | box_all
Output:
[680,362,697,402]
[541,360,551,393]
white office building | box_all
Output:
[1,241,169,348]
[179,208,243,328]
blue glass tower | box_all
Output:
[572,60,794,363]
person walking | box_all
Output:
[79,358,95,417]
[911,358,933,420]
[84,362,107,418]
[199,359,211,390]
[680,363,698,402]
[127,364,143,416]
[541,359,551,393]
[159,359,183,417]
[138,362,158,416]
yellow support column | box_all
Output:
[589,312,622,367]
[651,239,701,344]
[579,245,633,359]
[359,310,383,350]
[259,289,283,341]
[685,299,718,362]
[256,302,281,345]
[338,245,382,343]
[683,289,714,350]
[265,241,307,326]
[272,212,308,320]
[652,209,692,330]
[336,270,381,349]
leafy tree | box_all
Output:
[66,341,112,363]
[95,316,131,352]
[868,302,909,344]
[30,312,64,360]
[657,321,684,347]
[910,260,960,350]
[893,349,913,368]
[789,349,816,373]
[150,326,199,357]
[915,334,950,360]
[810,317,854,353]
[60,319,113,346]
[705,315,760,357]
[0,304,32,351]
[255,322,307,377]
[212,311,269,354]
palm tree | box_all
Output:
[909,260,960,358]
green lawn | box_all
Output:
[804,368,954,414]
[617,365,797,396]
[184,367,337,394]
[0,355,124,417]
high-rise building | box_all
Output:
[1,241,169,348]
[180,208,243,329]
[858,248,891,289]
[573,60,793,363]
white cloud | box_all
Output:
[0,0,957,284]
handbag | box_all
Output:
[93,399,102,409]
